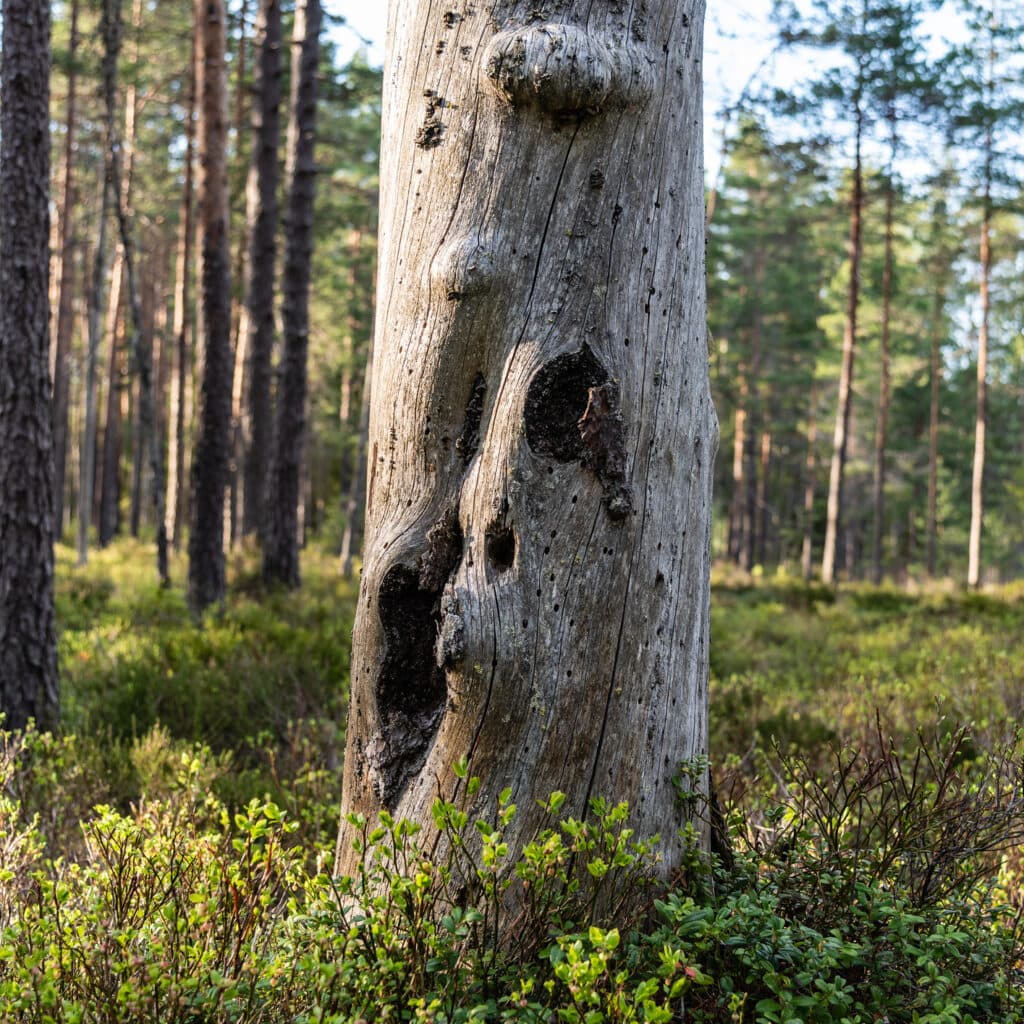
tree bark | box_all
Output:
[925,220,947,579]
[166,35,198,551]
[336,0,715,891]
[98,254,125,546]
[51,0,79,540]
[967,185,990,589]
[821,91,864,585]
[262,0,320,588]
[225,0,249,548]
[871,128,896,586]
[102,0,169,581]
[239,0,282,541]
[0,0,59,730]
[340,343,372,579]
[801,382,818,580]
[189,0,234,612]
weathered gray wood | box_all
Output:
[337,0,715,884]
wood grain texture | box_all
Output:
[338,0,715,883]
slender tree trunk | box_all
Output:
[801,382,818,580]
[78,180,113,566]
[189,0,234,612]
[822,94,864,585]
[0,0,59,730]
[337,0,716,892]
[872,123,897,585]
[166,37,198,551]
[727,381,747,564]
[240,0,282,540]
[51,0,79,539]
[262,0,321,588]
[756,428,771,569]
[925,211,947,580]
[225,0,249,548]
[967,188,990,589]
[98,256,125,546]
[101,0,169,581]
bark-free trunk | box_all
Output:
[189,0,234,612]
[821,94,864,585]
[0,0,59,730]
[239,0,282,540]
[166,36,197,551]
[262,0,320,588]
[339,343,372,579]
[336,1,716,890]
[51,0,79,539]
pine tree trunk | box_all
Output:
[262,0,320,588]
[189,0,234,612]
[0,0,59,730]
[872,119,897,586]
[822,96,864,585]
[78,178,113,566]
[967,192,990,589]
[801,382,818,580]
[166,36,197,551]
[51,0,79,540]
[926,240,946,579]
[98,256,125,547]
[726,382,747,564]
[336,0,715,891]
[225,0,249,548]
[101,0,169,581]
[239,0,283,541]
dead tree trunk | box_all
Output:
[51,0,79,539]
[336,1,716,890]
[239,0,282,541]
[262,0,320,588]
[0,0,59,730]
[339,342,372,579]
[189,0,234,612]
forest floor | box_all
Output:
[52,538,1024,819]
[1,539,1020,1021]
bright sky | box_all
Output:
[326,1,969,180]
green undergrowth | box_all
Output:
[4,543,1019,1020]
[1,726,1022,1023]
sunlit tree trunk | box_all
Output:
[51,0,79,539]
[262,0,321,587]
[337,0,716,893]
[166,35,197,551]
[239,0,282,541]
[822,89,864,585]
[189,0,234,611]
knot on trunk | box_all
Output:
[482,23,651,119]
